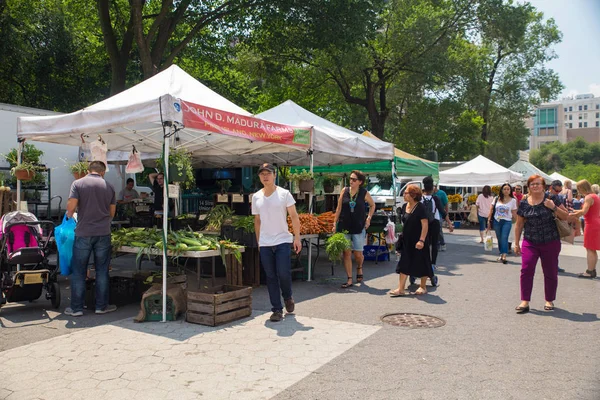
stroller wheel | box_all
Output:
[49,282,61,309]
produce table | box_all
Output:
[117,246,245,287]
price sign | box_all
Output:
[217,194,229,203]
[168,184,180,199]
[231,194,244,203]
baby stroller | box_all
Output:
[0,211,59,309]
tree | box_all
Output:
[530,137,600,173]
[562,163,600,186]
[250,0,476,139]
[463,0,563,154]
[0,0,109,111]
[393,98,484,161]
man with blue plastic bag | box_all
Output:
[64,161,116,317]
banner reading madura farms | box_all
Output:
[181,101,312,148]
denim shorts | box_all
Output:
[344,230,366,251]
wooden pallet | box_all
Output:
[186,285,252,326]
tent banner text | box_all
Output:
[181,101,311,148]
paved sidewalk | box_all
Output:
[1,230,599,400]
[0,313,379,400]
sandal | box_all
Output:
[501,255,507,265]
[389,289,407,297]
[544,303,555,311]
[341,277,353,288]
[515,305,530,314]
[578,269,597,279]
[412,288,427,295]
[356,267,364,283]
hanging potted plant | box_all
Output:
[4,144,45,183]
[156,148,195,189]
[69,160,89,179]
[322,174,339,194]
[290,169,314,192]
[10,162,42,182]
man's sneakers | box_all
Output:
[64,307,83,317]
[269,310,284,322]
[440,245,447,251]
[284,298,295,313]
[95,305,117,314]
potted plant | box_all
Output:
[375,172,393,189]
[218,179,232,194]
[448,194,463,210]
[156,148,195,189]
[4,144,45,183]
[289,169,314,192]
[69,160,89,179]
[10,162,42,182]
[322,174,339,193]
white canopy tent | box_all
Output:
[509,160,553,184]
[16,65,394,320]
[256,100,394,165]
[439,155,523,187]
[549,172,575,185]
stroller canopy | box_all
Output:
[1,211,41,233]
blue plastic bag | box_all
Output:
[55,214,76,275]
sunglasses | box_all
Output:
[349,177,358,182]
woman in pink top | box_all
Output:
[475,186,494,243]
[570,180,600,278]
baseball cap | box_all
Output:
[551,180,563,188]
[258,163,276,173]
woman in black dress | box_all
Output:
[390,185,431,296]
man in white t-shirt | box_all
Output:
[252,163,302,322]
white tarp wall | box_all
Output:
[549,172,575,185]
[439,155,523,187]
[509,160,553,184]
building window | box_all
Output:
[584,122,588,128]
[579,122,582,128]
[584,113,588,119]
[564,107,567,112]
[596,112,599,118]
[597,121,599,127]
[579,114,582,120]
[569,115,572,120]
[569,106,573,111]
[596,104,599,110]
[569,123,573,128]
[584,105,588,110]
[579,105,582,111]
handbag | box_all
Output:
[488,196,499,230]
[554,214,574,244]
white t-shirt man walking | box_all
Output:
[252,163,301,322]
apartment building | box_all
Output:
[528,93,600,149]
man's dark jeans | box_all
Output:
[70,235,112,312]
[259,243,292,312]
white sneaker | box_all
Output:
[64,307,83,317]
[95,305,117,314]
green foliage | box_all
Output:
[156,148,195,189]
[562,164,600,186]
[289,169,314,182]
[325,232,352,262]
[232,215,255,233]
[67,160,89,174]
[530,138,600,176]
[4,144,44,166]
[322,175,340,187]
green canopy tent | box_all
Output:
[292,131,438,180]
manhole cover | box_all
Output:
[381,313,445,328]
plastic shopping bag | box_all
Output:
[125,147,144,174]
[484,232,494,252]
[55,214,76,275]
[90,138,108,171]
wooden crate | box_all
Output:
[186,285,252,326]
[224,254,243,286]
[242,247,260,287]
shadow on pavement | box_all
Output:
[530,309,600,322]
[264,314,314,337]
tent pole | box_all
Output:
[16,141,22,211]
[162,132,170,322]
[392,160,397,221]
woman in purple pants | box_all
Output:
[514,175,569,314]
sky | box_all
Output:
[524,0,600,100]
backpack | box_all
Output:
[422,195,437,224]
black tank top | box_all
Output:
[339,187,367,234]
